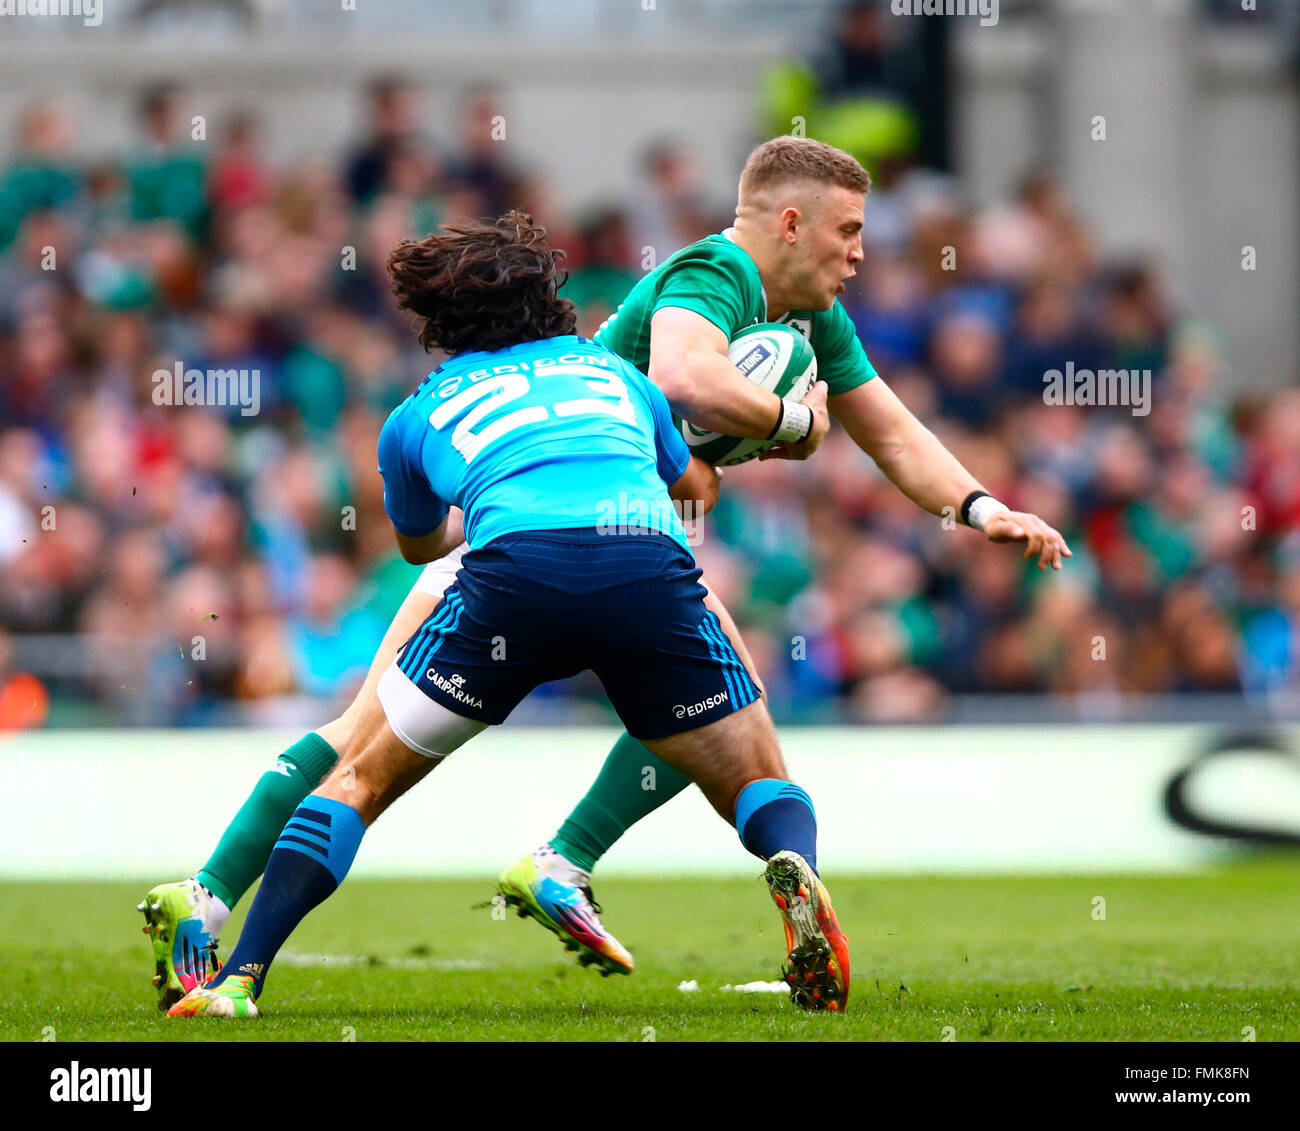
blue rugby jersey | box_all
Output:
[377,335,692,550]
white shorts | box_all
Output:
[412,542,470,598]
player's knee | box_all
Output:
[731,701,786,776]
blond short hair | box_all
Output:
[739,137,871,201]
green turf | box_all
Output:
[1,856,1296,1041]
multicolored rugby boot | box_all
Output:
[497,847,633,976]
[764,850,850,1013]
[167,973,259,1019]
[137,879,225,1010]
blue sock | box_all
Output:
[734,779,818,873]
[208,796,365,998]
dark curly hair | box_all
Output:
[386,210,576,355]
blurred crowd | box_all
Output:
[0,73,1297,729]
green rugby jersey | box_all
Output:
[594,230,877,396]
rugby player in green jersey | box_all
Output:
[139,137,1067,1008]
[496,136,1070,970]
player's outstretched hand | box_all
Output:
[983,510,1073,571]
[760,380,830,461]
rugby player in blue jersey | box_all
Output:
[166,211,850,1018]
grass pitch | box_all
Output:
[1,856,1296,1042]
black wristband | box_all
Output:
[765,399,785,441]
[960,490,991,527]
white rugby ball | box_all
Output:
[679,322,818,466]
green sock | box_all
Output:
[195,732,340,908]
[549,732,691,872]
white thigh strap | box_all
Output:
[377,663,487,760]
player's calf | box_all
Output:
[168,793,367,1016]
[171,664,480,1017]
[642,698,787,823]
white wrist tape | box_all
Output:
[773,401,813,444]
[967,495,1010,532]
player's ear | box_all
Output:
[781,206,801,243]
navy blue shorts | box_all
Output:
[393,528,761,740]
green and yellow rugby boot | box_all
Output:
[167,973,259,1018]
[137,878,226,1010]
[498,846,633,976]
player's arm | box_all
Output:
[829,379,1072,570]
[393,507,465,565]
[649,306,830,458]
[394,518,451,565]
[377,411,455,564]
[633,357,724,519]
[668,456,723,517]
[639,363,758,685]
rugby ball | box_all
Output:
[680,323,818,466]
